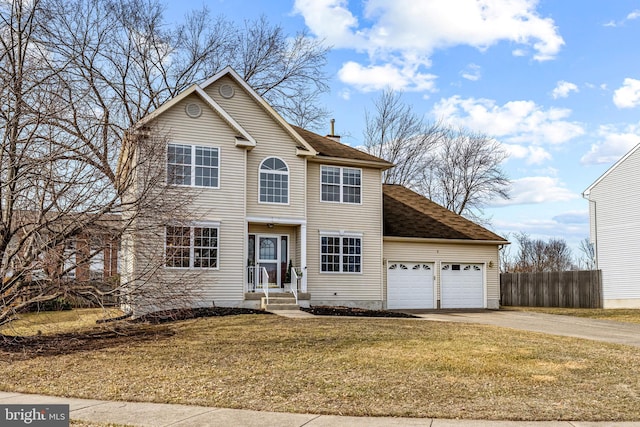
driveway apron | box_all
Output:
[415,310,640,347]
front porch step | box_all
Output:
[261,293,299,311]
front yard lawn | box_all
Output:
[505,306,640,324]
[2,311,640,421]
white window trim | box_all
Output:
[320,165,362,205]
[164,221,221,270]
[319,230,363,274]
[167,143,221,189]
[258,157,290,205]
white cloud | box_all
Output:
[291,0,364,48]
[338,88,351,100]
[603,10,640,27]
[580,123,640,165]
[490,176,578,207]
[503,144,551,165]
[613,78,640,108]
[293,0,564,92]
[432,96,585,149]
[461,63,481,81]
[494,215,588,244]
[337,62,437,92]
[628,10,640,20]
[552,211,589,225]
[552,81,578,99]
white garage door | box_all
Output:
[387,262,435,309]
[440,263,484,308]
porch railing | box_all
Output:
[247,266,270,305]
[289,267,300,304]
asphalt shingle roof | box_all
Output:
[291,125,393,167]
[383,184,507,242]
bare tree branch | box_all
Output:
[363,89,510,220]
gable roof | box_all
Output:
[135,84,256,146]
[201,67,317,156]
[291,125,394,169]
[383,184,508,243]
[583,142,640,197]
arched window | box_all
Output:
[259,157,289,204]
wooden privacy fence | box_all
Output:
[500,270,602,308]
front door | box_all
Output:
[249,234,289,289]
[258,236,279,287]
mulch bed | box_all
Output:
[132,306,272,324]
[1,307,271,358]
[0,325,174,359]
[301,305,418,318]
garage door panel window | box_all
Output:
[321,234,362,273]
[441,263,484,309]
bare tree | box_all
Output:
[577,237,596,270]
[364,89,443,186]
[421,127,510,220]
[508,233,575,273]
[1,0,329,326]
[363,90,510,220]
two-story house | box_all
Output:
[583,142,640,308]
[119,67,507,315]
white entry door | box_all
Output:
[387,262,435,309]
[258,236,279,287]
[249,234,289,289]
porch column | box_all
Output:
[301,223,307,292]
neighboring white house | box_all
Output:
[583,142,640,308]
[118,66,508,315]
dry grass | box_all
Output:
[2,313,640,421]
[71,421,132,427]
[0,309,124,336]
[505,306,640,324]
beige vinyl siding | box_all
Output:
[383,240,500,308]
[140,93,247,303]
[306,162,383,301]
[203,76,306,220]
[588,146,640,306]
[119,232,135,288]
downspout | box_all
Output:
[581,190,598,270]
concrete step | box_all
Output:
[261,295,299,311]
[264,303,300,311]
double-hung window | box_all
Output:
[320,232,362,273]
[259,157,289,204]
[321,166,361,203]
[167,143,219,188]
[165,224,219,269]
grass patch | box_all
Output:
[1,314,640,421]
[505,307,640,324]
[0,308,125,336]
[71,421,133,427]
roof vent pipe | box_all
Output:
[326,118,341,143]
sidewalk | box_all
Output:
[1,391,638,427]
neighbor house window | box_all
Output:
[320,233,362,273]
[259,157,289,204]
[167,143,219,188]
[63,240,76,279]
[165,224,219,269]
[321,166,361,203]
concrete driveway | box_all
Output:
[414,310,640,348]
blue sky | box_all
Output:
[166,0,640,253]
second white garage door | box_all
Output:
[440,263,484,308]
[387,262,435,309]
